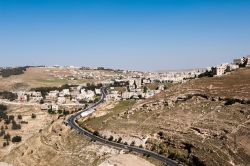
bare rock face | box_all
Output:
[1,118,120,166]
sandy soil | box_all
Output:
[99,154,155,166]
[0,67,99,91]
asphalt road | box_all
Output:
[67,87,179,166]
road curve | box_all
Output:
[67,87,179,166]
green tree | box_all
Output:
[108,135,114,141]
[117,137,122,143]
[93,131,100,136]
[31,113,36,119]
[17,115,22,120]
[12,136,22,143]
[4,133,11,141]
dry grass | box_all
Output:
[172,67,250,99]
[0,67,97,91]
[83,68,250,166]
[82,100,136,131]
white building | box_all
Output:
[52,104,59,112]
[229,64,239,71]
[47,90,59,101]
[107,91,121,101]
[158,85,165,91]
[77,89,95,102]
[57,97,66,104]
[17,92,28,102]
[122,92,133,99]
[29,91,42,97]
[215,63,229,76]
[41,103,51,110]
[246,55,250,67]
[145,90,155,99]
[59,89,70,97]
[95,88,101,95]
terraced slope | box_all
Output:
[83,68,250,166]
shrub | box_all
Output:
[0,92,18,101]
[31,113,36,119]
[108,135,114,141]
[0,129,5,137]
[48,108,55,114]
[17,115,22,120]
[0,104,7,111]
[0,108,8,120]
[158,131,164,138]
[12,121,21,130]
[117,137,122,143]
[0,66,30,77]
[183,143,194,154]
[58,110,63,114]
[191,155,206,166]
[63,110,70,116]
[21,121,28,124]
[4,118,11,125]
[9,115,15,121]
[4,133,11,141]
[225,98,237,106]
[12,136,22,143]
[93,131,100,136]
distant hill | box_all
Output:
[156,68,207,73]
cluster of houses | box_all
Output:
[46,66,119,81]
[105,78,165,101]
[153,69,206,83]
[3,55,250,113]
[17,91,43,103]
[14,86,101,112]
[209,55,250,76]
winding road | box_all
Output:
[66,87,179,166]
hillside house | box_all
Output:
[46,90,59,101]
[59,89,70,97]
[57,97,66,104]
[17,92,28,102]
[52,104,59,112]
[121,92,133,99]
[246,55,250,67]
[95,88,101,95]
[41,103,51,110]
[213,64,230,76]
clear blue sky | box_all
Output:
[0,0,250,71]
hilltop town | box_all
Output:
[0,55,250,166]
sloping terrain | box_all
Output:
[0,67,115,91]
[99,154,155,166]
[83,68,250,166]
[0,104,154,166]
[1,117,122,166]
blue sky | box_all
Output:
[0,0,250,71]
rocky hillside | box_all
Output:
[83,67,250,166]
